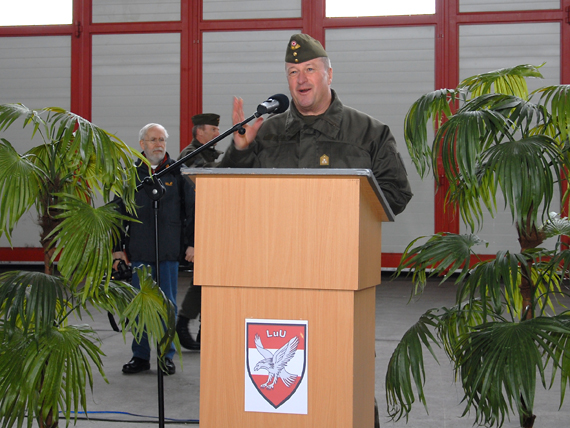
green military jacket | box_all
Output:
[220,90,413,215]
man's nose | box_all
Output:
[296,71,307,84]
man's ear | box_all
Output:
[139,140,145,151]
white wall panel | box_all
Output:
[326,27,436,254]
[202,30,298,153]
[459,22,560,254]
[92,33,181,157]
[0,36,71,108]
[0,36,71,249]
[203,0,301,20]
[92,0,180,23]
[460,0,560,12]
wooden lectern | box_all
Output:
[187,168,394,428]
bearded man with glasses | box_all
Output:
[113,123,196,376]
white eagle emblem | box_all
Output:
[254,333,299,390]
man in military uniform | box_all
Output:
[220,33,412,216]
[178,113,223,168]
[220,33,411,428]
[175,113,223,350]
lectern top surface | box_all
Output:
[182,167,394,221]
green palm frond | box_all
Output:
[535,250,570,314]
[122,266,180,360]
[84,279,138,328]
[396,233,487,293]
[541,313,570,405]
[528,261,564,318]
[0,323,105,428]
[385,310,441,421]
[532,85,570,141]
[431,93,563,231]
[456,316,570,427]
[482,135,561,228]
[458,64,544,99]
[26,139,91,201]
[447,136,561,231]
[434,105,507,184]
[458,93,541,137]
[451,171,496,232]
[0,103,45,135]
[45,107,142,213]
[458,251,527,319]
[404,88,457,177]
[46,195,133,294]
[540,249,570,280]
[0,104,142,219]
[438,299,501,362]
[0,271,71,338]
[0,139,43,244]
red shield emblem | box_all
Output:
[246,321,307,410]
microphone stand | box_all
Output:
[134,110,260,428]
[139,177,166,428]
[151,110,261,179]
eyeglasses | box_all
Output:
[143,138,166,144]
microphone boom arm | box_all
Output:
[143,111,259,186]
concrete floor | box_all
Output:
[9,269,570,427]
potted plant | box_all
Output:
[386,65,570,428]
[0,104,177,428]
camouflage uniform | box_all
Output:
[220,89,413,215]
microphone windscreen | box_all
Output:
[269,93,290,114]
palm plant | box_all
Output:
[386,65,570,428]
[0,104,178,428]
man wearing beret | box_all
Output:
[179,113,223,168]
[219,33,412,216]
[175,113,223,351]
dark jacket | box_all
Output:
[116,152,195,263]
[219,90,413,215]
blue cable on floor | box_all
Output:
[61,410,199,424]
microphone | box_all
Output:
[256,94,289,116]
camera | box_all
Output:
[111,259,132,282]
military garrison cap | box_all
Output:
[285,33,328,64]
[191,113,220,127]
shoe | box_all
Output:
[161,358,176,375]
[176,316,200,350]
[122,357,150,374]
